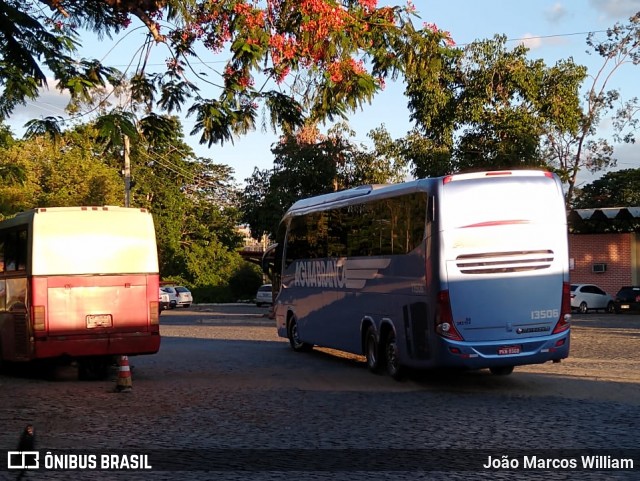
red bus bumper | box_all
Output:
[33,331,160,359]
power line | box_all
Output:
[506,30,609,43]
[454,29,610,48]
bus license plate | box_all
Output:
[620,304,630,310]
[86,314,112,328]
[498,346,520,355]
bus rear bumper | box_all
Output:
[34,331,161,359]
[434,330,570,369]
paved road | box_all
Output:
[0,305,638,480]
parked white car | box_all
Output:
[159,289,171,311]
[570,284,614,313]
[163,285,193,308]
[160,286,179,309]
[255,284,273,307]
[175,286,193,307]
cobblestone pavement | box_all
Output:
[0,306,639,481]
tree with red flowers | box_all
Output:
[1,0,416,145]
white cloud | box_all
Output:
[575,141,640,186]
[612,142,640,170]
[545,3,568,23]
[519,33,543,50]
[518,33,569,50]
[6,78,126,136]
[589,0,640,19]
[7,81,70,128]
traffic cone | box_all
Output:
[115,355,132,393]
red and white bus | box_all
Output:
[0,206,161,378]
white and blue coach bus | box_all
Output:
[266,170,571,378]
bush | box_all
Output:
[228,262,264,301]
[161,261,264,304]
[190,285,234,303]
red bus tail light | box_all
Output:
[553,282,572,334]
[32,305,46,331]
[150,301,159,325]
[435,290,463,341]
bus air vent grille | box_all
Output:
[455,250,554,274]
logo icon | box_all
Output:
[7,451,39,470]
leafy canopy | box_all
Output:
[0,0,416,145]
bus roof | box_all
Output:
[286,180,428,215]
[285,170,556,216]
[0,206,158,276]
[0,206,151,228]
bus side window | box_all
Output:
[0,279,5,311]
[285,216,306,268]
[273,221,287,291]
[0,236,4,273]
[5,228,27,272]
[17,230,27,270]
[327,209,347,258]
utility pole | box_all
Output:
[123,134,131,207]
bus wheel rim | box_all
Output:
[291,322,302,348]
[387,338,399,375]
[367,334,377,368]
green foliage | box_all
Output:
[0,114,251,301]
[121,118,246,291]
[573,169,640,208]
[399,130,454,178]
[0,122,14,148]
[0,131,122,214]
[390,29,586,177]
[391,15,639,204]
[0,0,416,147]
[23,116,64,143]
[94,110,139,149]
[544,14,640,206]
[228,262,263,301]
[240,123,406,239]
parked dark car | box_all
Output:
[613,286,640,314]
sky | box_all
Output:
[6,0,640,187]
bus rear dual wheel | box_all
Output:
[365,327,403,380]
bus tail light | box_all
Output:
[150,301,159,325]
[552,282,572,334]
[32,305,46,331]
[435,290,463,341]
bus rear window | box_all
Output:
[441,178,564,230]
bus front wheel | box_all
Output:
[384,331,403,380]
[288,317,312,353]
[365,326,382,374]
